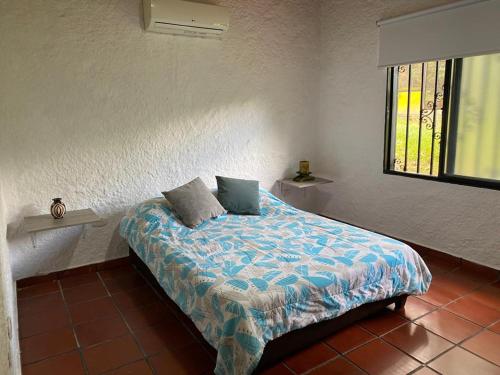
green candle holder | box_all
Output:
[293,171,315,182]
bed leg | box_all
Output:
[394,295,408,310]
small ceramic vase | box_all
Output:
[50,198,66,219]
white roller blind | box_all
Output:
[377,0,500,68]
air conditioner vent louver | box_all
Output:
[144,0,229,38]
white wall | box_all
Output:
[0,0,320,279]
[0,179,21,374]
[316,0,500,269]
[1,0,498,281]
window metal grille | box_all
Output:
[383,55,499,190]
[389,61,446,176]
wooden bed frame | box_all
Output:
[129,247,407,372]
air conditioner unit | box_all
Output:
[143,0,229,37]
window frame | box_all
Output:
[383,58,500,191]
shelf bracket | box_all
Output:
[29,223,89,248]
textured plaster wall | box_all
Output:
[0,179,20,374]
[316,0,500,269]
[1,0,498,282]
[0,0,320,279]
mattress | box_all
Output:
[119,190,431,374]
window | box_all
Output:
[384,53,500,190]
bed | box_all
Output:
[120,189,431,374]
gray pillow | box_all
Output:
[162,177,226,228]
[216,176,260,215]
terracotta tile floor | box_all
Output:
[17,255,500,374]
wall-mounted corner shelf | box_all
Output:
[278,177,333,190]
[277,176,333,198]
[23,208,103,248]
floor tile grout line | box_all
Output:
[18,282,89,371]
[381,310,452,341]
[19,288,158,333]
[301,352,369,375]
[281,360,298,375]
[363,318,410,338]
[96,271,158,375]
[373,312,485,372]
[338,354,370,375]
[68,279,198,371]
[379,302,477,367]
[58,279,91,375]
[144,357,160,375]
[17,320,73,341]
[60,280,103,292]
[415,267,494,307]
[17,290,61,302]
[391,299,500,369]
[61,268,150,308]
[99,272,150,295]
[66,281,162,312]
[378,329,439,366]
[413,302,485,330]
[423,344,461,370]
[323,334,379,357]
[20,348,79,369]
[71,314,131,333]
[451,321,500,367]
[416,307,499,366]
[327,337,379,364]
[412,307,495,348]
[80,333,132,351]
[64,294,117,309]
[62,285,109,306]
[424,327,500,370]
[285,346,340,375]
[407,364,436,374]
[319,308,419,373]
[406,365,422,375]
[458,344,500,367]
[421,329,497,368]
[442,303,500,327]
[343,297,499,371]
[414,278,499,326]
[19,299,135,341]
[361,323,426,369]
[306,306,434,373]
[414,284,478,309]
[484,317,500,330]
[99,358,148,375]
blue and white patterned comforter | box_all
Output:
[120,190,431,374]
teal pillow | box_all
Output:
[216,176,260,215]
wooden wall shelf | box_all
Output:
[23,209,103,248]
